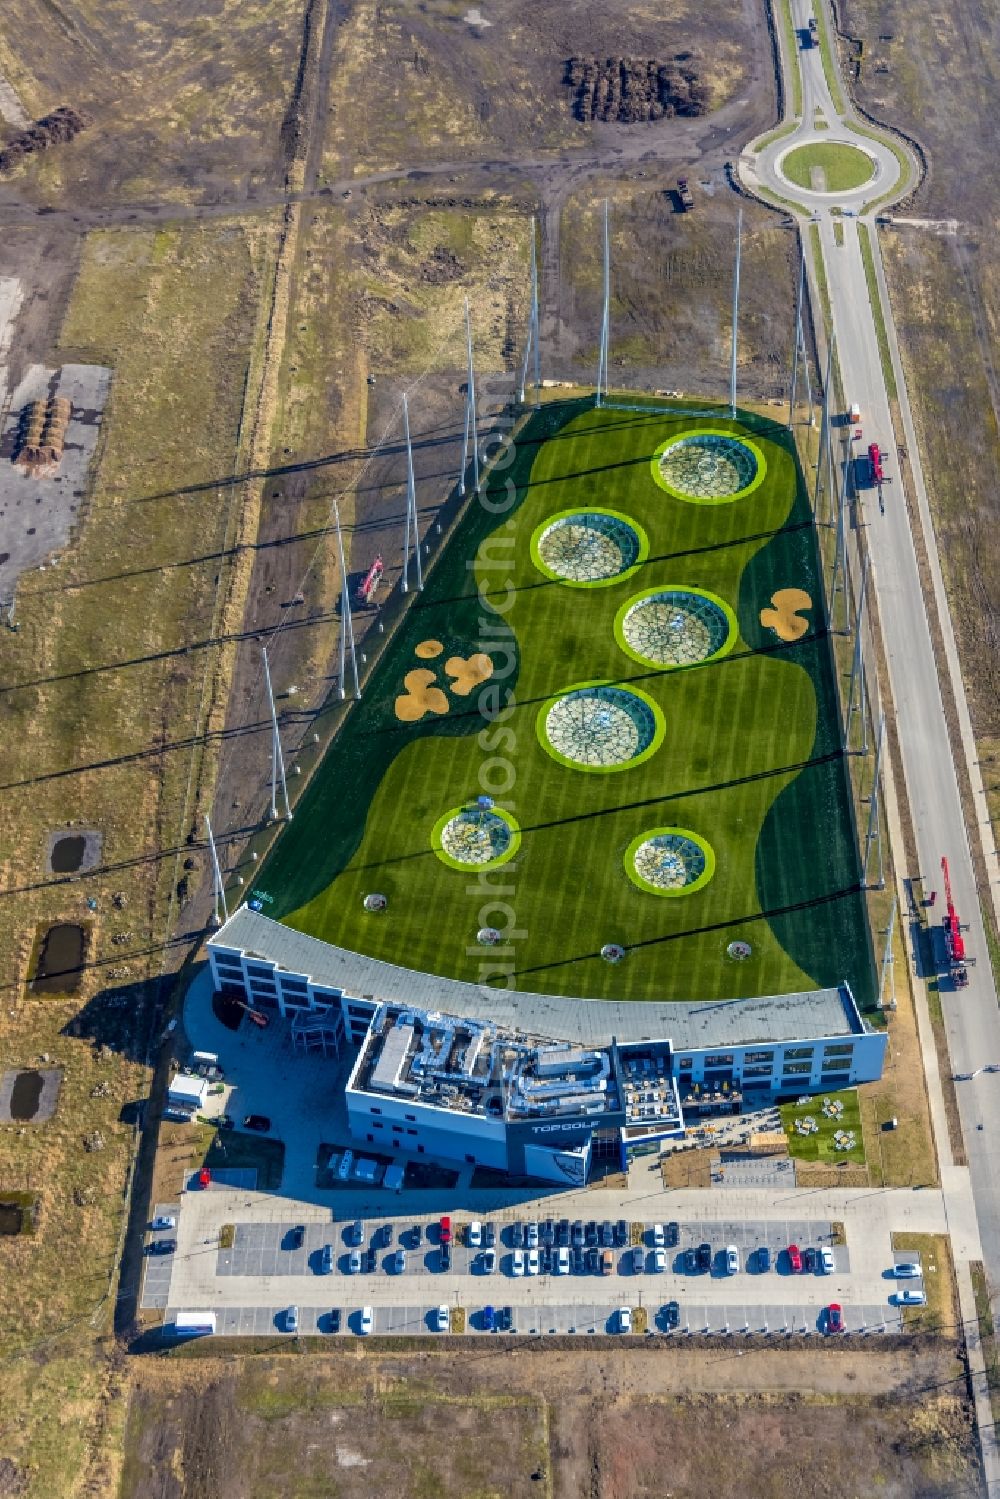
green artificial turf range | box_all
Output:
[256,400,875,1007]
[780,141,875,192]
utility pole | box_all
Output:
[863,712,886,889]
[262,645,291,819]
[812,332,835,523]
[205,814,228,926]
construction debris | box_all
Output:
[13,395,72,475]
[565,56,709,123]
[0,105,86,175]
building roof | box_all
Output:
[211,908,865,1049]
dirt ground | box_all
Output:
[120,1347,979,1499]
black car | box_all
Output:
[614,1219,628,1247]
[804,1246,817,1273]
[511,1221,524,1248]
[150,1237,176,1255]
[571,1220,585,1248]
[499,1305,513,1331]
[440,1242,452,1272]
[630,1245,644,1274]
[540,1219,555,1247]
[664,1300,680,1330]
[600,1221,614,1248]
[586,1247,601,1274]
[757,1245,771,1273]
[364,1247,377,1274]
[585,1221,599,1247]
[684,1247,698,1274]
[557,1219,571,1247]
[665,1221,679,1248]
[540,1245,552,1275]
[289,1225,305,1250]
[572,1247,585,1274]
[697,1242,712,1272]
[349,1219,364,1246]
[375,1223,392,1248]
[410,1223,423,1249]
[483,1221,496,1249]
[329,1308,342,1334]
[243,1114,271,1132]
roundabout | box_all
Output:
[778,140,876,194]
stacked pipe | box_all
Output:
[13,395,73,471]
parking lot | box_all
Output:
[143,1198,904,1336]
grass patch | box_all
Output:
[780,1090,865,1163]
[857,222,897,399]
[815,9,847,113]
[776,0,803,117]
[753,119,800,152]
[782,142,874,191]
[809,223,833,336]
[219,1223,236,1250]
[833,220,845,247]
[891,1232,956,1335]
[971,1262,1000,1426]
[259,402,874,1007]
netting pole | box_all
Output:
[730,209,742,419]
[519,216,541,406]
[596,199,610,406]
[262,645,291,818]
[863,712,886,889]
[788,247,805,429]
[846,552,869,750]
[879,894,897,1009]
[402,393,423,593]
[335,501,361,700]
[205,815,228,926]
[465,298,480,493]
[812,331,835,523]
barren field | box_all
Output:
[120,1348,979,1499]
[324,0,753,178]
[0,0,311,205]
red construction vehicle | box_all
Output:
[868,442,884,484]
[355,554,383,608]
[941,856,969,988]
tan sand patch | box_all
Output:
[760,587,813,641]
[415,639,444,659]
[395,668,449,721]
[445,653,494,696]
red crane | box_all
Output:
[941,855,969,987]
[355,554,383,608]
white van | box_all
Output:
[893,1262,921,1278]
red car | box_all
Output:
[198,1166,211,1188]
[788,1243,803,1273]
[827,1303,843,1334]
[439,1215,452,1245]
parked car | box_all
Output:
[757,1245,771,1273]
[726,1245,739,1275]
[289,1225,305,1250]
[435,1304,450,1332]
[572,1247,585,1275]
[285,1305,300,1334]
[440,1243,451,1272]
[483,1222,496,1249]
[349,1248,362,1274]
[349,1220,364,1246]
[439,1216,452,1245]
[482,1304,495,1333]
[409,1224,422,1248]
[541,1219,555,1247]
[375,1223,392,1248]
[364,1247,376,1274]
[804,1247,817,1273]
[511,1249,525,1277]
[320,1243,333,1274]
[696,1243,712,1272]
[788,1244,803,1273]
[826,1302,843,1334]
[539,1246,552,1274]
[586,1247,601,1275]
[893,1261,921,1278]
[820,1246,835,1274]
[150,1237,176,1255]
[664,1300,680,1330]
[197,1166,211,1188]
[614,1219,628,1247]
[151,1215,176,1231]
[329,1309,341,1334]
[511,1221,525,1248]
[360,1306,374,1335]
[665,1221,679,1248]
[557,1219,571,1247]
[481,1248,496,1275]
[394,1248,407,1274]
[618,1306,632,1333]
[630,1246,644,1274]
[896,1288,927,1305]
[555,1246,570,1275]
[684,1247,698,1274]
[601,1221,614,1248]
[571,1220,585,1248]
[243,1114,270,1132]
[601,1249,614,1276]
[527,1248,540,1275]
[526,1221,539,1248]
[651,1223,665,1248]
[585,1221,599,1247]
[467,1221,482,1248]
[499,1305,513,1331]
[652,1248,667,1273]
